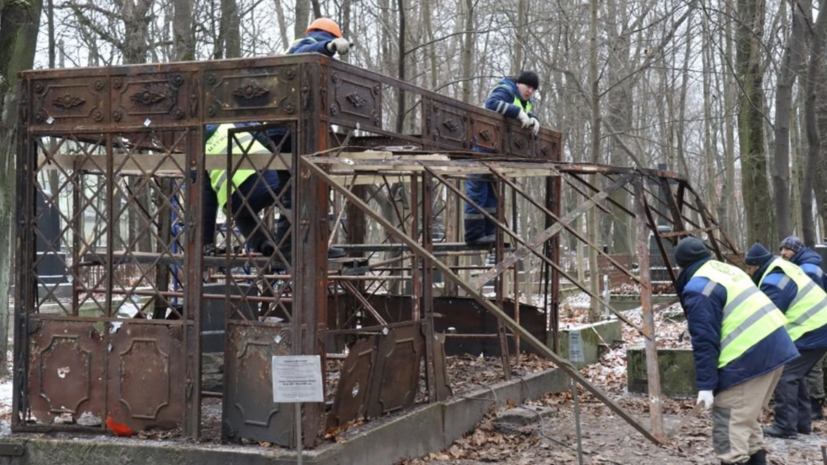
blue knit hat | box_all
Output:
[780,236,805,254]
[745,243,773,266]
[674,237,712,268]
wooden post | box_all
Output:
[634,177,664,441]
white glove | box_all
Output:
[697,390,714,410]
[516,110,532,128]
[529,117,540,135]
[326,38,350,55]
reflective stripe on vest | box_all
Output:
[489,84,532,115]
[207,124,271,212]
[286,37,317,53]
[759,257,827,341]
[693,260,788,368]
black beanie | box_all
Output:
[675,237,712,268]
[516,71,540,90]
[745,243,773,266]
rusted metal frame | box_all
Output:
[476,171,640,289]
[339,280,388,326]
[567,173,633,218]
[641,193,678,285]
[634,178,664,441]
[683,183,741,257]
[82,287,294,304]
[511,177,521,361]
[184,125,204,439]
[297,60,327,447]
[327,320,419,336]
[657,176,687,232]
[544,173,560,353]
[693,194,726,262]
[632,176,701,231]
[37,138,110,311]
[306,155,564,174]
[561,175,616,218]
[13,92,33,427]
[421,170,440,401]
[495,178,512,379]
[658,227,716,239]
[304,157,661,445]
[72,161,82,315]
[411,175,421,320]
[328,174,358,247]
[225,125,293,277]
[489,167,641,287]
[421,165,648,336]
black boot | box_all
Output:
[762,424,797,439]
[746,449,766,465]
[811,396,825,421]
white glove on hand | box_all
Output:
[529,117,540,135]
[516,110,532,128]
[326,38,350,55]
[697,390,714,410]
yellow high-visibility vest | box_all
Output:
[759,257,827,341]
[207,124,271,212]
[693,260,788,368]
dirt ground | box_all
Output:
[398,297,827,465]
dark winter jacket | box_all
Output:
[676,258,799,393]
[286,30,338,56]
[751,261,827,350]
[791,247,827,291]
[484,78,537,120]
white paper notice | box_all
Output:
[272,355,324,403]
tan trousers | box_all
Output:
[712,367,783,464]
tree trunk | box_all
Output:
[459,0,474,104]
[588,0,601,321]
[172,0,195,61]
[801,6,827,245]
[0,0,44,379]
[773,0,809,241]
[294,0,310,40]
[395,0,406,132]
[736,0,773,245]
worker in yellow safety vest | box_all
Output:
[465,71,541,245]
[675,237,797,465]
[743,243,827,440]
[202,18,350,264]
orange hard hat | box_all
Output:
[307,18,342,38]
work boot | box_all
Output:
[746,449,766,465]
[762,424,797,439]
[811,397,825,421]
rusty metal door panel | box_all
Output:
[536,129,562,161]
[203,65,301,121]
[366,322,424,418]
[469,110,502,151]
[505,120,535,158]
[423,99,469,150]
[328,70,382,130]
[30,75,109,130]
[222,322,293,445]
[431,333,452,400]
[326,336,377,430]
[109,72,195,125]
[107,322,185,431]
[27,319,106,427]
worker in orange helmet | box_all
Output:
[287,18,351,56]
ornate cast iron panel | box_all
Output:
[30,75,109,129]
[366,322,424,418]
[107,322,186,431]
[110,72,193,125]
[203,65,300,121]
[505,120,535,158]
[223,323,294,445]
[326,336,377,430]
[469,110,502,151]
[536,129,561,161]
[27,319,106,427]
[424,99,469,150]
[328,70,382,130]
